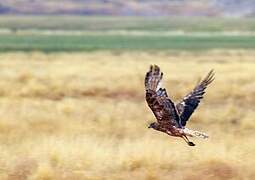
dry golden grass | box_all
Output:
[0,51,255,179]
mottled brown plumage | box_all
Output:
[145,65,214,146]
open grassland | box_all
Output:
[1,34,255,52]
[1,16,255,51]
[0,51,254,179]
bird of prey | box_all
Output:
[145,65,214,146]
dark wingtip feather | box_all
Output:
[202,69,215,86]
[150,65,153,71]
[154,64,160,69]
[153,65,160,73]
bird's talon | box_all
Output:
[188,142,195,146]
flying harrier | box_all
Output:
[145,65,214,146]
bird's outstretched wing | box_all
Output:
[145,65,181,127]
[176,70,215,126]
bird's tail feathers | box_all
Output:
[183,128,208,139]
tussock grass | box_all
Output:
[0,51,255,179]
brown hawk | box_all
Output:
[145,65,214,146]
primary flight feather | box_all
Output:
[145,65,214,146]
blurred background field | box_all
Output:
[2,16,255,51]
[0,0,255,180]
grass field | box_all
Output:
[1,16,255,31]
[1,34,255,52]
[1,16,255,51]
[0,51,254,179]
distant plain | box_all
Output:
[1,16,255,51]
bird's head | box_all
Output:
[148,122,158,129]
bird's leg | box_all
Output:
[182,136,189,143]
[182,135,195,146]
